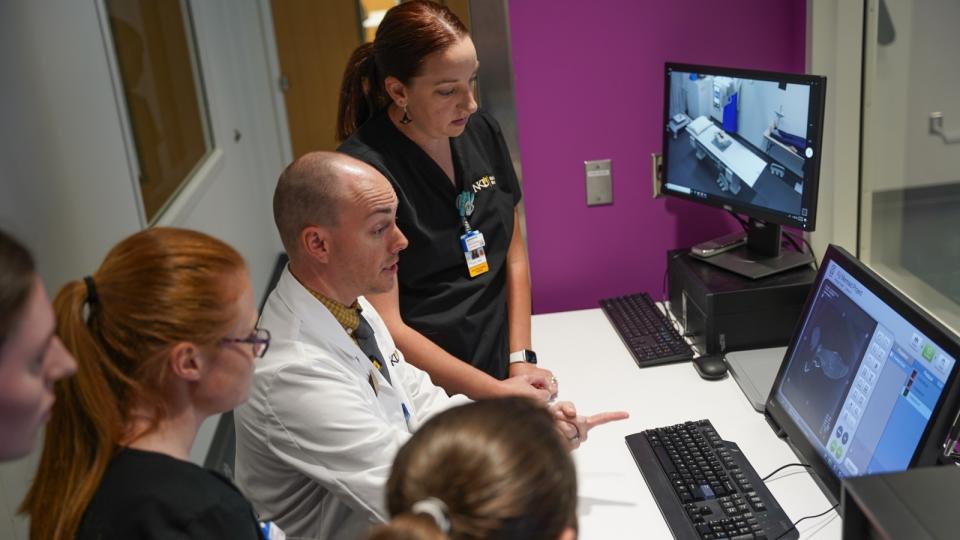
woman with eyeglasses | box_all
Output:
[21,227,274,540]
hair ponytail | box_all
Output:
[337,42,380,142]
[21,227,246,540]
[367,513,447,540]
[21,279,127,539]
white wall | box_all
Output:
[0,1,288,537]
[0,2,144,287]
[807,0,864,257]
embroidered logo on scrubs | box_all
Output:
[471,175,497,193]
[390,350,401,366]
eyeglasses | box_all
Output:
[219,327,271,358]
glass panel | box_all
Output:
[860,0,960,330]
[106,0,212,222]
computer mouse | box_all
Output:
[693,354,728,380]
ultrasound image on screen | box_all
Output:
[780,280,877,444]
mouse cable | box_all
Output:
[771,503,840,540]
[760,462,811,482]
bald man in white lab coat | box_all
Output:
[234,152,626,540]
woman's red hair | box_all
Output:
[21,227,246,539]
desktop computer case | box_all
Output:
[841,466,959,539]
[666,250,815,354]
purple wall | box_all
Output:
[508,1,807,314]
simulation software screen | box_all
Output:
[775,260,957,478]
[663,67,820,228]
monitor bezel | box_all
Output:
[764,245,960,503]
[661,62,826,232]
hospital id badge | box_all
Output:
[460,230,489,278]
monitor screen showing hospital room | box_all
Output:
[661,63,826,231]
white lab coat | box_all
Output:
[234,267,469,540]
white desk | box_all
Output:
[533,308,842,539]
[687,116,767,190]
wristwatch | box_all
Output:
[509,349,538,365]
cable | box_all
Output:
[661,257,687,335]
[727,209,749,231]
[780,230,820,270]
[661,260,670,303]
[801,236,819,270]
[761,462,811,482]
[782,231,803,253]
[772,503,840,540]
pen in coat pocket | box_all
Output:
[401,403,414,432]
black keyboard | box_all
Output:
[599,292,694,367]
[626,420,796,540]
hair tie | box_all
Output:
[411,497,450,534]
[83,276,98,305]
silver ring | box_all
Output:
[551,376,558,385]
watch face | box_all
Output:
[525,350,538,364]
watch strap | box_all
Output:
[509,349,537,364]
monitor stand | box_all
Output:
[691,218,813,279]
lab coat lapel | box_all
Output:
[358,296,418,430]
[274,268,413,428]
[276,269,367,377]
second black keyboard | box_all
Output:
[626,420,797,540]
[599,292,694,367]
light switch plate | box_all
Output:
[585,159,612,206]
[651,152,664,198]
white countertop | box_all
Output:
[533,308,842,539]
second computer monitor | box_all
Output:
[662,62,825,230]
[661,63,827,278]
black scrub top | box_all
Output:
[338,109,521,380]
[77,448,263,539]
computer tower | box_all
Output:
[666,249,815,353]
[842,466,960,539]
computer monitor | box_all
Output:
[661,62,827,278]
[765,245,960,503]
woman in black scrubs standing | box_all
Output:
[337,1,556,401]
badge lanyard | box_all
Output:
[455,191,489,278]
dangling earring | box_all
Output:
[401,104,412,125]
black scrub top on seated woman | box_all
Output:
[338,109,521,380]
[77,447,262,539]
